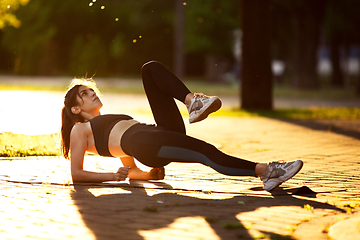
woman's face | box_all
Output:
[73,85,103,116]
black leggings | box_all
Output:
[121,61,257,176]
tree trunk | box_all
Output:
[357,74,360,96]
[240,0,273,110]
[173,0,185,79]
[329,34,344,87]
[357,38,360,96]
[291,1,326,89]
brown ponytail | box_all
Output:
[61,85,83,159]
[61,78,100,159]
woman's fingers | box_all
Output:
[116,166,130,180]
[117,166,130,173]
[114,173,126,181]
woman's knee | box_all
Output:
[141,60,161,72]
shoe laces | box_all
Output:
[188,93,207,112]
[268,160,287,171]
[269,160,285,167]
[193,93,206,98]
[262,160,286,180]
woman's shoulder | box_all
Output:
[71,122,91,136]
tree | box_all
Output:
[1,0,243,78]
[0,0,29,29]
[291,0,326,89]
[1,0,70,75]
[173,0,185,79]
[185,0,240,81]
[0,0,30,72]
[0,0,175,75]
[240,0,273,110]
[324,0,360,89]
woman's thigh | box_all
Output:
[141,61,189,134]
[128,126,256,174]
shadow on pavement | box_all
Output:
[71,182,344,240]
[277,119,360,140]
[250,186,319,198]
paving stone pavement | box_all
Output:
[1,90,360,239]
[1,116,360,240]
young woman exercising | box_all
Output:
[61,61,303,191]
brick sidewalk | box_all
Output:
[1,116,360,239]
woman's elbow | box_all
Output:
[71,169,84,183]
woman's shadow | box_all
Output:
[71,181,343,240]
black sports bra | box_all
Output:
[89,114,133,157]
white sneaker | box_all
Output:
[187,93,222,124]
[260,160,303,192]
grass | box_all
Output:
[0,132,60,157]
[212,107,360,120]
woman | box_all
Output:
[61,61,303,191]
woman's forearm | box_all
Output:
[71,169,119,183]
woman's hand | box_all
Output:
[119,156,165,180]
[114,166,130,181]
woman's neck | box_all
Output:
[82,111,101,121]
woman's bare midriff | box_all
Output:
[108,119,140,157]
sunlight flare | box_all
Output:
[138,216,221,240]
[0,91,63,135]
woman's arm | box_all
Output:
[120,156,165,180]
[70,124,128,183]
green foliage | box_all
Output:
[2,0,59,74]
[0,0,176,75]
[0,0,359,94]
[185,0,239,54]
[0,0,29,29]
[68,35,108,76]
[0,0,242,76]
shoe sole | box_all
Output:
[190,97,222,124]
[265,160,304,192]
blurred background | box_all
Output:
[0,0,360,107]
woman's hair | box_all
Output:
[61,78,100,159]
